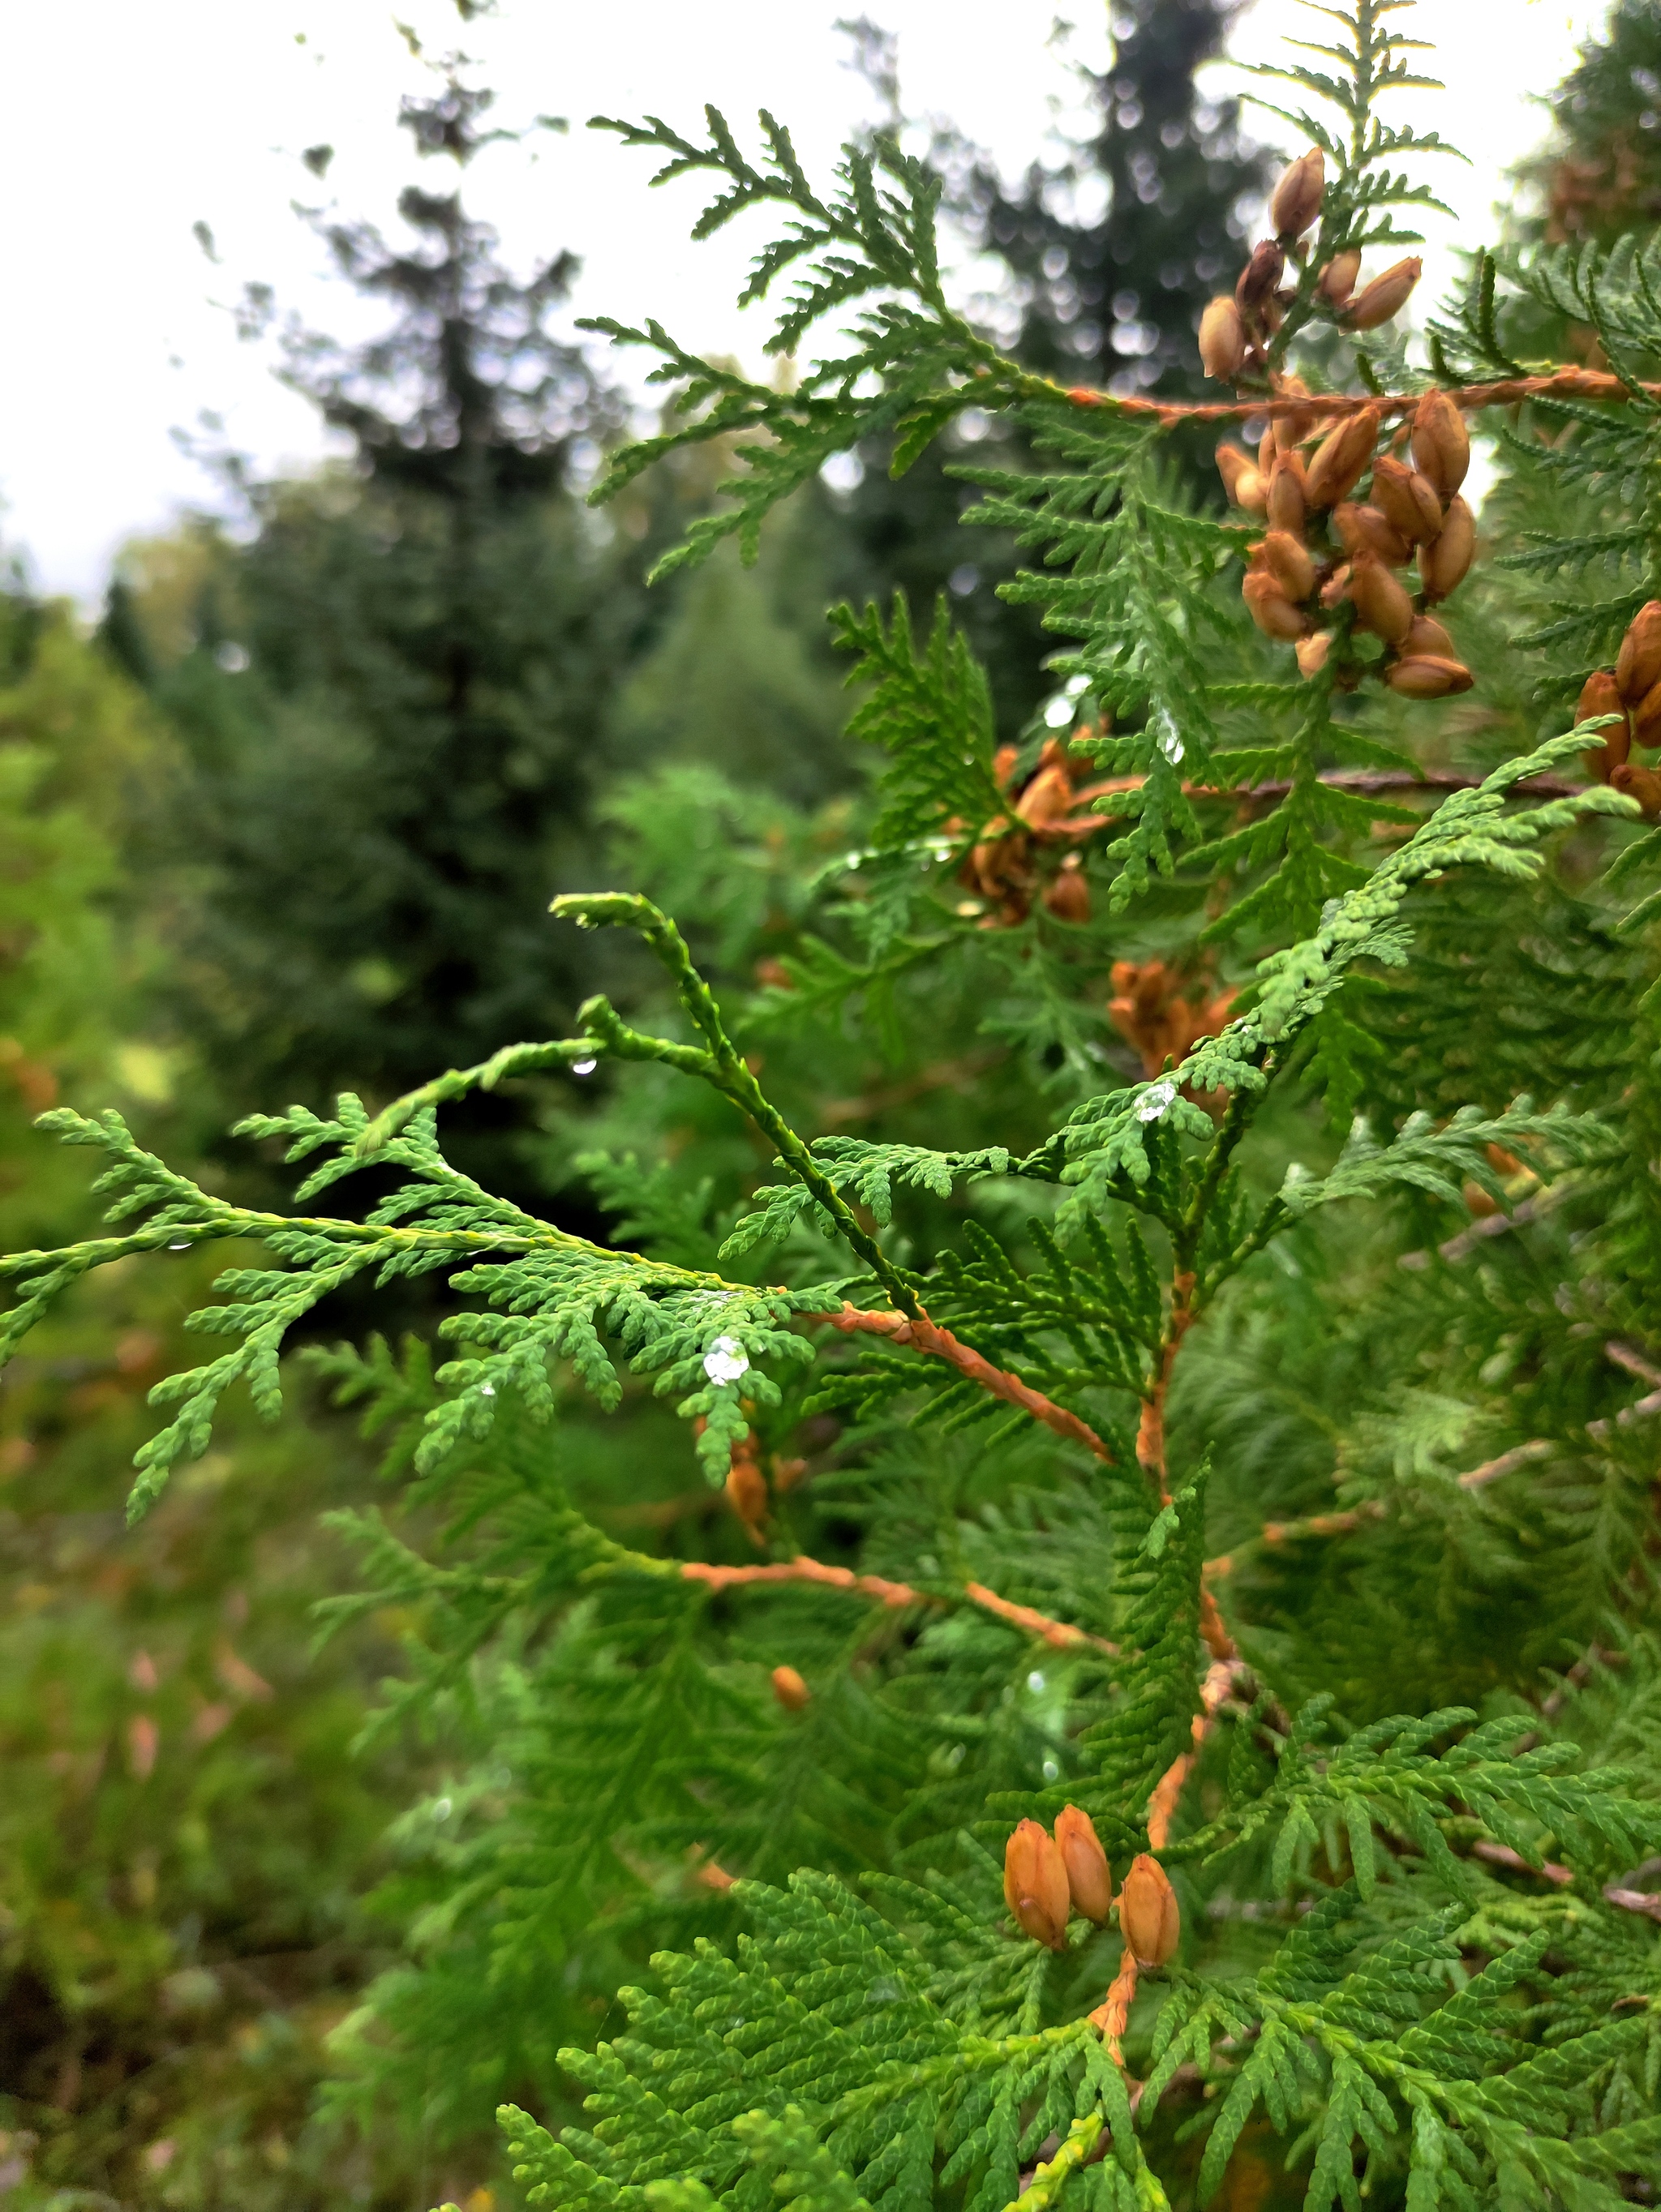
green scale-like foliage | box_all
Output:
[9,5,1661,2207]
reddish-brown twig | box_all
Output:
[1062,365,1661,429]
[827,1302,1112,1461]
[679,1554,1118,1654]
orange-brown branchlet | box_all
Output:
[1003,1819,1071,1951]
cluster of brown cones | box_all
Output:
[1197,145,1422,383]
[1220,388,1477,697]
[958,739,1098,927]
[1577,600,1661,818]
[1003,1808,1181,1966]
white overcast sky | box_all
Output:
[0,0,1610,602]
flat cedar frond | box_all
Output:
[11,2,1661,2202]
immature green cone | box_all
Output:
[1054,1805,1112,1923]
[1410,391,1470,501]
[1118,1853,1181,1966]
[1615,600,1661,705]
[1198,296,1247,380]
[1345,256,1422,329]
[1268,148,1324,238]
[1003,1819,1071,1951]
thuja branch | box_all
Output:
[680,1554,1118,1656]
[552,893,921,1316]
[827,1302,1112,1460]
[1060,364,1661,427]
[354,1034,607,1154]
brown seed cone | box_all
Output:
[1264,455,1307,535]
[1304,407,1381,510]
[1270,148,1325,238]
[1054,1806,1113,1924]
[1369,453,1444,544]
[1345,256,1422,330]
[1003,1819,1071,1951]
[726,1448,770,1535]
[770,1665,810,1712]
[1616,600,1661,705]
[1349,551,1415,645]
[1118,1853,1181,1967]
[1295,631,1333,680]
[1419,497,1476,602]
[1317,248,1362,307]
[1633,675,1661,749]
[1243,569,1311,641]
[1015,761,1075,829]
[1198,295,1247,380]
[1410,391,1470,501]
[1320,562,1354,611]
[1215,443,1257,507]
[1386,655,1475,698]
[1333,501,1412,568]
[1402,614,1456,658]
[1577,669,1630,782]
[1259,529,1316,603]
[1612,761,1661,818]
[1043,861,1091,924]
[1236,238,1285,311]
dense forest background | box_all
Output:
[2,6,1658,2208]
